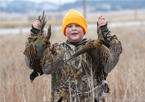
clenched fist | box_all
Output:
[33,20,41,30]
[98,16,107,28]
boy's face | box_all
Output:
[65,24,84,43]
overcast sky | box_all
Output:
[7,0,77,4]
[34,0,77,4]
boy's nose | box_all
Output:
[72,25,76,30]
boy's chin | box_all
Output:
[69,39,82,43]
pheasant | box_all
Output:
[24,11,52,82]
[66,39,113,74]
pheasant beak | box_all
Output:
[30,71,40,83]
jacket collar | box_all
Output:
[65,38,88,47]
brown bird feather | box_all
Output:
[66,40,103,63]
[66,39,113,74]
[24,10,52,82]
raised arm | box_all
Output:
[97,16,122,73]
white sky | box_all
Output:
[7,0,77,4]
[34,0,77,4]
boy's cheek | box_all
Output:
[65,29,71,35]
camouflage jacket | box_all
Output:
[27,24,122,102]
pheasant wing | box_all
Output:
[100,45,113,74]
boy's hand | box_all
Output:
[98,16,107,28]
[33,20,41,30]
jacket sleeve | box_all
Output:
[41,43,64,74]
[97,22,122,73]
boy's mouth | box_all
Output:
[71,32,78,35]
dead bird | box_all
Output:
[24,11,52,82]
[66,39,103,63]
[66,39,113,74]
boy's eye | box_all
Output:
[67,24,80,28]
[67,24,72,27]
[75,24,80,27]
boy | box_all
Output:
[25,9,122,102]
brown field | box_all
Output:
[0,24,145,102]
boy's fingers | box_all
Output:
[33,20,41,30]
[98,16,101,21]
[100,17,105,21]
[102,17,105,20]
[99,24,103,28]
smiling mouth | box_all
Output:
[71,33,78,35]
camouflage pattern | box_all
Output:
[26,23,122,102]
[40,24,122,102]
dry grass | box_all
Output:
[0,25,145,102]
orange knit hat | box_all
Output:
[62,9,87,36]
